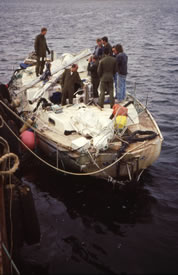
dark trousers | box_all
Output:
[36,56,45,76]
[61,88,74,105]
[92,77,100,98]
[98,81,114,108]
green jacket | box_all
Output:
[97,55,117,82]
[34,34,50,57]
[61,69,83,91]
[87,60,99,79]
[104,42,113,56]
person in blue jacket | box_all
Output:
[112,45,119,98]
[115,44,128,102]
[93,38,104,60]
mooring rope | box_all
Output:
[0,114,4,128]
[1,243,20,275]
[0,152,19,175]
[0,137,16,273]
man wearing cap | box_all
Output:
[60,64,84,105]
[34,27,50,77]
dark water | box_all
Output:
[0,0,178,274]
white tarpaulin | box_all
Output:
[71,107,115,151]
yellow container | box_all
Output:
[114,115,127,129]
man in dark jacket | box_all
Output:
[97,48,117,108]
[115,44,128,102]
[112,45,119,97]
[93,38,104,60]
[101,36,113,56]
[60,64,84,105]
[34,27,50,77]
[87,55,99,98]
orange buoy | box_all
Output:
[112,104,128,116]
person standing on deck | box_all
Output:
[115,44,128,102]
[93,38,104,60]
[87,55,100,98]
[60,64,84,106]
[101,36,113,56]
[112,45,119,98]
[34,27,50,77]
[112,45,117,57]
[97,47,117,108]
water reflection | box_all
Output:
[21,155,155,230]
[17,157,156,274]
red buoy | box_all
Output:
[20,130,35,150]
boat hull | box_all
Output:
[37,132,163,182]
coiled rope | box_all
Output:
[0,152,19,175]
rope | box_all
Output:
[87,149,108,178]
[0,135,14,273]
[9,173,13,274]
[0,137,15,272]
[0,136,10,152]
[0,114,4,128]
[1,243,20,275]
[0,153,19,175]
[1,116,147,177]
[0,100,48,139]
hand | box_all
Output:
[88,56,92,62]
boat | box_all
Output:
[6,48,163,184]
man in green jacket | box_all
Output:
[60,64,84,105]
[34,27,50,77]
[97,47,117,108]
[101,36,113,56]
